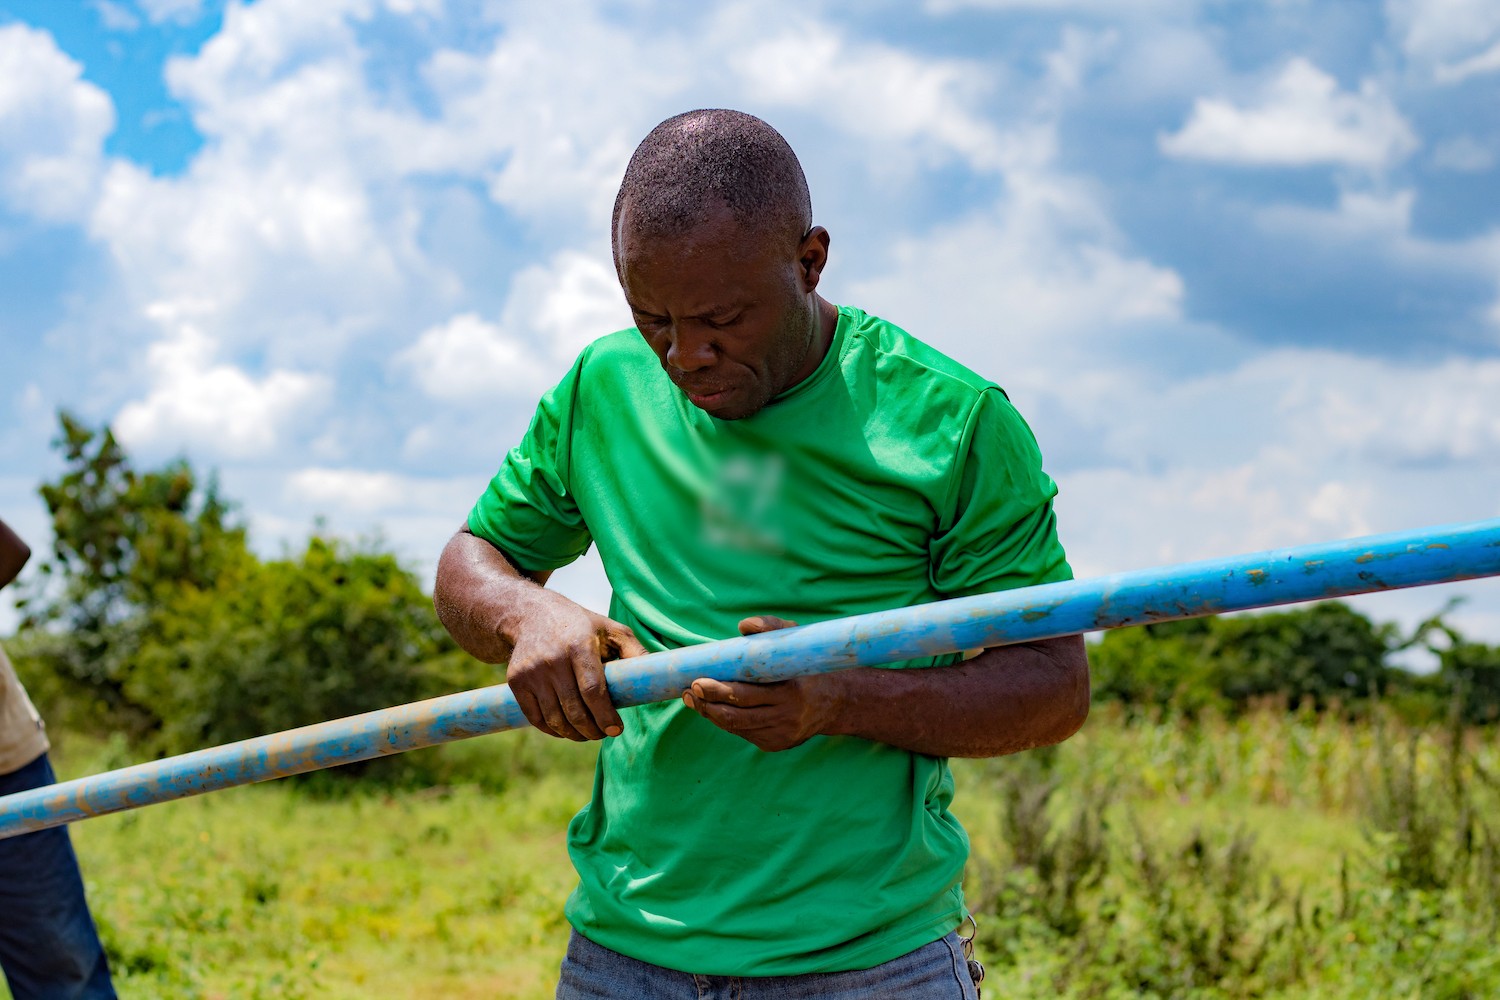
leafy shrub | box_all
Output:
[961,707,1500,998]
[1439,641,1500,726]
[1087,601,1500,724]
[125,536,490,755]
[10,412,491,776]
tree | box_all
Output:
[16,413,251,731]
[1438,641,1500,726]
[1211,602,1396,709]
[13,413,489,759]
[1089,602,1398,716]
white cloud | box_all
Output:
[385,0,444,14]
[78,0,691,389]
[137,0,207,25]
[393,248,627,404]
[729,18,1012,173]
[1386,0,1500,66]
[394,249,630,402]
[0,24,115,222]
[422,1,689,229]
[506,250,631,361]
[925,0,1193,13]
[1159,58,1417,170]
[93,1,141,31]
[1059,461,1376,577]
[1043,26,1120,95]
[1430,135,1496,172]
[1303,358,1500,465]
[847,155,1191,395]
[115,304,330,458]
[1305,188,1415,234]
[285,467,475,514]
[1433,39,1500,84]
[82,0,468,376]
[90,152,435,367]
[393,312,550,400]
[1047,346,1500,644]
[1251,188,1500,325]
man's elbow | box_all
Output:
[0,520,30,589]
[1048,639,1091,745]
[432,534,465,623]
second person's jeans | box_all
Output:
[0,753,117,1000]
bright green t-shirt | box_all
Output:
[468,304,1071,976]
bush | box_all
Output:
[1088,602,1442,719]
[126,536,491,755]
[16,534,493,761]
[961,708,1500,998]
[1440,641,1500,726]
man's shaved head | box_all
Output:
[612,109,812,262]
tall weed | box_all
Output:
[958,705,1500,999]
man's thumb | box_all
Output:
[738,614,799,636]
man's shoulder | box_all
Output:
[839,305,998,400]
[575,327,653,371]
[561,328,661,399]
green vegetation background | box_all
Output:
[3,415,1498,998]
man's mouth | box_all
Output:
[674,380,735,407]
[687,388,732,406]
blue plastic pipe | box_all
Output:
[2,517,1499,840]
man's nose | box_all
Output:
[666,326,716,372]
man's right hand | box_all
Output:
[432,527,646,743]
[505,593,646,741]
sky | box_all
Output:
[1,0,1498,656]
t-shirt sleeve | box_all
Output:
[929,387,1072,598]
[466,355,593,572]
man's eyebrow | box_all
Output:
[698,298,754,321]
[624,298,662,318]
[627,300,753,321]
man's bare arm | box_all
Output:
[815,634,1088,757]
[433,526,553,664]
[433,526,644,742]
[0,516,31,592]
[685,621,1088,758]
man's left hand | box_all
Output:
[681,615,841,752]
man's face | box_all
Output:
[616,204,826,421]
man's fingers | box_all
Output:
[683,693,750,728]
[538,677,591,741]
[605,622,648,660]
[689,678,779,707]
[682,695,787,737]
[543,657,603,741]
[572,651,623,738]
[738,614,799,636]
[514,688,562,739]
[510,657,594,741]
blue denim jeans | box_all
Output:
[556,929,980,999]
[0,753,116,1000]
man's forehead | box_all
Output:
[617,202,783,277]
[616,197,741,250]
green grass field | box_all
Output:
[9,706,1498,999]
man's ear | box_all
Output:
[797,226,831,292]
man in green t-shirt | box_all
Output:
[434,109,1089,998]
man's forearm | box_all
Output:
[814,634,1090,758]
[432,529,552,664]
